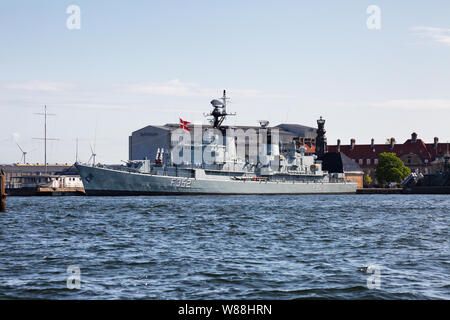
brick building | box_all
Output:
[328,132,450,184]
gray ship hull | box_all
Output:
[76,164,357,196]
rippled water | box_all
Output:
[0,195,448,299]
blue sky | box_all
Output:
[1,0,449,164]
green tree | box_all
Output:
[375,152,411,186]
[363,174,373,186]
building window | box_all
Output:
[366,159,371,165]
[359,159,363,165]
[374,159,378,165]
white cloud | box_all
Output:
[57,102,142,111]
[12,132,20,143]
[128,79,291,99]
[128,79,209,97]
[369,99,450,110]
[0,80,291,113]
[56,102,204,113]
[4,81,75,92]
[410,26,450,46]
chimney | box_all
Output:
[411,132,417,142]
[371,138,374,150]
[350,138,355,150]
[390,137,395,150]
[434,137,439,149]
[337,139,341,152]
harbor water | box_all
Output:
[0,195,448,299]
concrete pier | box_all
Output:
[356,188,403,194]
[6,187,85,196]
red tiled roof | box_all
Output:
[425,143,450,160]
[328,139,450,164]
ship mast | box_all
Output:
[221,90,229,113]
[76,137,79,163]
[207,90,236,128]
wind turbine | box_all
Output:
[88,121,99,166]
[16,143,35,164]
[88,142,97,166]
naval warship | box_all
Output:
[402,154,450,194]
[75,91,357,195]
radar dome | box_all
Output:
[210,99,223,108]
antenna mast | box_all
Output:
[206,89,236,128]
[33,105,58,173]
[221,90,229,112]
[76,137,79,163]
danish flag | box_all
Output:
[180,118,191,131]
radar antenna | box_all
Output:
[205,90,236,128]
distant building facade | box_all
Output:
[128,123,318,162]
[320,152,364,189]
[313,117,363,188]
[0,164,77,188]
[328,132,450,184]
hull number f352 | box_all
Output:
[170,178,192,188]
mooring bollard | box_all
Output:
[0,170,6,212]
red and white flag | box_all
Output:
[179,118,191,131]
